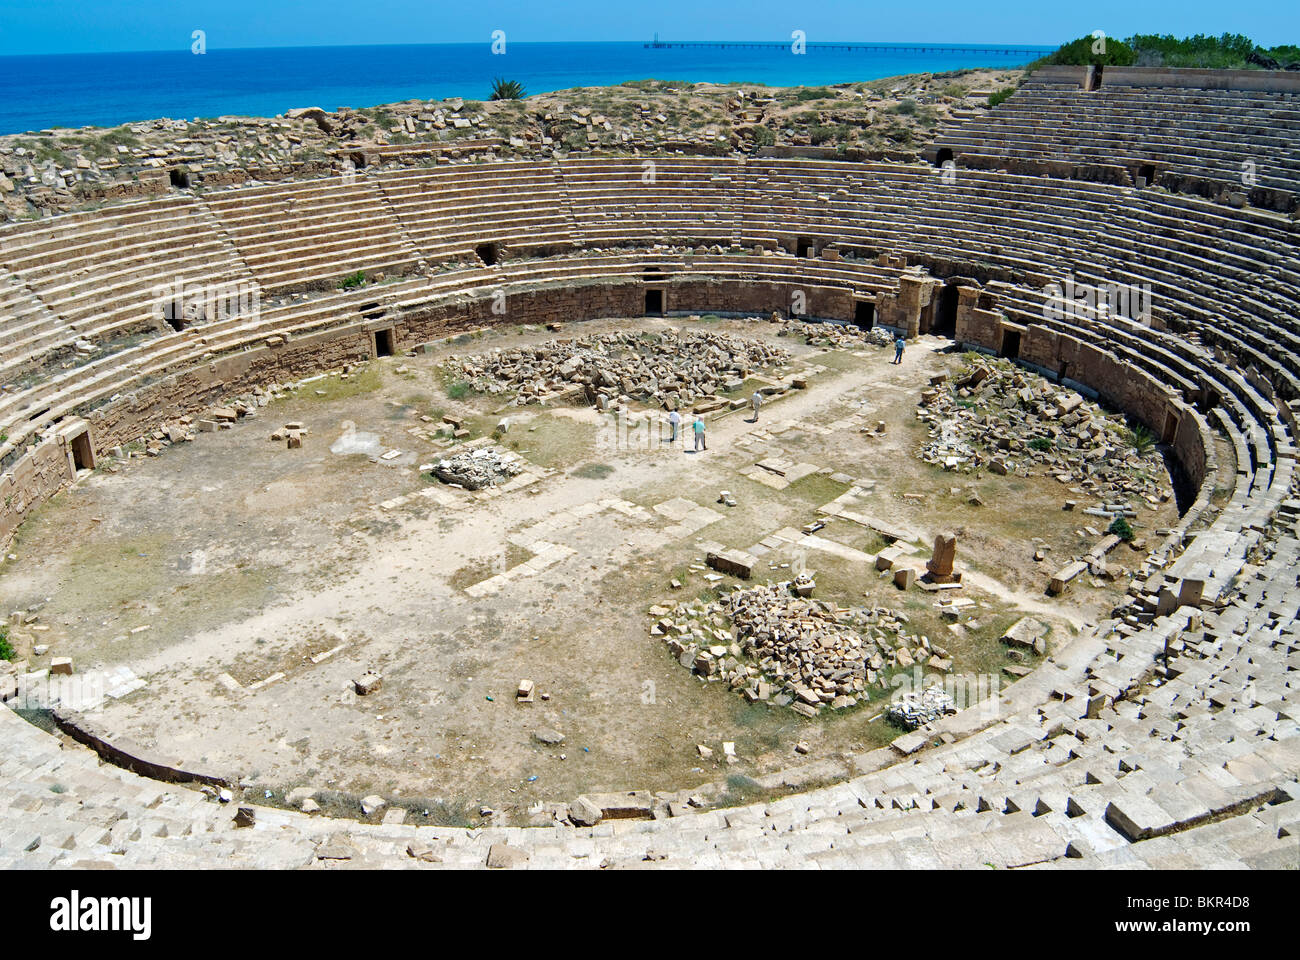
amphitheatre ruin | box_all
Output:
[0,58,1298,871]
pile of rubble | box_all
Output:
[430,447,521,490]
[916,356,1170,504]
[780,319,894,349]
[887,684,957,729]
[450,329,788,410]
[653,583,952,716]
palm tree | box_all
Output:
[490,78,526,101]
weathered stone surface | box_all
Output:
[706,549,757,579]
[486,843,529,868]
[569,796,603,826]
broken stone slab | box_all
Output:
[407,841,443,863]
[1002,616,1047,650]
[353,671,382,695]
[706,549,757,580]
[569,795,603,826]
[533,727,565,746]
[1048,561,1087,595]
[1103,794,1174,842]
[876,545,905,571]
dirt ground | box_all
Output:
[0,315,1180,823]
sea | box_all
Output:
[0,41,1054,136]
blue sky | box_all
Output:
[0,0,1295,56]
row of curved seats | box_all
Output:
[1,158,1296,503]
[0,196,257,383]
[202,176,420,294]
[938,80,1300,194]
[6,154,1296,391]
[374,162,577,261]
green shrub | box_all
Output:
[446,380,472,400]
[1028,437,1053,451]
[808,125,837,145]
[750,126,775,147]
[339,270,367,290]
[0,626,14,662]
[1028,31,1296,73]
[1030,34,1137,69]
[988,87,1017,108]
[1108,516,1135,541]
[1125,424,1155,456]
[891,98,918,116]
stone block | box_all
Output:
[706,549,757,580]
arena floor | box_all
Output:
[0,315,1181,823]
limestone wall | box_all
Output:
[0,435,75,545]
[1101,67,1300,93]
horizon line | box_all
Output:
[0,37,1061,59]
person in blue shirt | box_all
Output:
[893,336,906,364]
[692,416,707,451]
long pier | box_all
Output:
[643,41,1053,56]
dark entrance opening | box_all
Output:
[161,298,187,332]
[796,237,814,259]
[475,242,499,266]
[934,284,959,337]
[1162,410,1180,445]
[1137,163,1156,187]
[645,289,663,315]
[999,328,1022,359]
[854,301,876,329]
[70,431,94,472]
[1086,65,1104,91]
[375,328,395,357]
[169,167,191,189]
[1059,360,1071,383]
[935,147,954,168]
